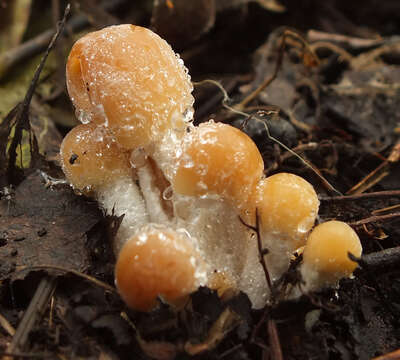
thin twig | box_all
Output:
[5,4,70,184]
[372,204,400,215]
[0,352,54,359]
[0,313,15,336]
[235,29,319,111]
[266,318,283,360]
[321,190,400,202]
[349,212,400,226]
[239,210,273,292]
[16,265,116,293]
[307,29,383,50]
[6,276,58,355]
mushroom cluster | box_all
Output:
[60,24,362,311]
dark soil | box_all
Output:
[1,1,400,359]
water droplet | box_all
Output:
[183,107,194,123]
[130,147,148,168]
[77,109,91,124]
[162,186,173,200]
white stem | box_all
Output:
[137,162,170,224]
[97,176,149,255]
[173,195,251,288]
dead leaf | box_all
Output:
[0,172,102,281]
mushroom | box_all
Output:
[61,25,362,312]
[115,224,207,311]
[255,172,320,279]
[300,220,362,291]
[60,123,148,253]
[66,24,197,227]
[238,172,319,308]
[171,121,264,292]
[66,24,194,151]
[173,121,264,215]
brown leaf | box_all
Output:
[0,172,102,281]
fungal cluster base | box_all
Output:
[60,24,363,311]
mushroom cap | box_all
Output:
[66,24,194,150]
[302,220,362,284]
[115,224,207,311]
[172,122,264,211]
[256,173,319,246]
[60,123,131,194]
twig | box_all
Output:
[235,29,319,111]
[239,210,273,292]
[6,276,58,356]
[321,190,400,202]
[346,161,389,195]
[0,313,15,336]
[0,352,54,359]
[4,4,70,184]
[372,204,400,215]
[309,41,354,63]
[361,247,400,269]
[16,265,116,293]
[265,142,319,173]
[266,318,283,360]
[307,29,384,50]
[349,212,400,226]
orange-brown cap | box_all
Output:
[60,123,131,194]
[256,173,319,247]
[66,24,194,150]
[302,220,362,286]
[172,122,264,212]
[115,225,207,311]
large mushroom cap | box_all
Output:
[66,24,194,150]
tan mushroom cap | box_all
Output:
[173,122,264,212]
[115,225,206,311]
[256,173,319,246]
[302,220,362,284]
[60,123,131,194]
[66,24,194,150]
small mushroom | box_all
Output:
[300,220,362,291]
[173,121,264,215]
[255,172,320,280]
[115,224,207,311]
[60,123,148,253]
[238,173,319,308]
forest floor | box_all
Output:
[1,1,400,359]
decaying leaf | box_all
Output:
[0,172,102,281]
